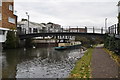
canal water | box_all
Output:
[2,47,85,78]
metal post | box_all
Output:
[85,27,87,33]
[105,18,107,33]
[62,26,63,32]
[28,15,29,33]
[69,26,70,32]
[101,27,103,34]
[93,27,95,33]
[77,26,78,32]
[108,27,110,34]
[26,12,29,34]
[115,24,116,34]
[117,23,120,35]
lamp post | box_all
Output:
[26,12,29,34]
[105,18,107,33]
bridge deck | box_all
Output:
[19,32,105,39]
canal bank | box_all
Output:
[69,44,120,78]
[69,48,93,78]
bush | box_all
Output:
[104,34,120,54]
[4,31,19,49]
[75,36,103,48]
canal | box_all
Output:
[2,47,85,78]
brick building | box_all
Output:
[0,0,17,29]
[69,28,87,33]
[0,0,17,43]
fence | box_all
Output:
[108,24,120,35]
[17,26,106,35]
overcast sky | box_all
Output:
[14,0,119,28]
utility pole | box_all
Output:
[26,12,29,34]
[105,18,107,33]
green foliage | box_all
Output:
[75,36,103,48]
[109,36,116,51]
[104,35,109,48]
[104,48,120,66]
[115,40,120,50]
[104,35,120,54]
[69,48,93,78]
[4,31,19,49]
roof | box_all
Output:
[17,21,46,28]
[30,22,46,27]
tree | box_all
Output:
[4,31,19,49]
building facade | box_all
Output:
[69,28,87,33]
[1,0,17,29]
[46,22,61,32]
[17,19,47,34]
[0,0,17,42]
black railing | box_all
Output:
[108,24,120,35]
[17,26,106,35]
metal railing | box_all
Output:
[108,24,120,35]
[17,26,106,35]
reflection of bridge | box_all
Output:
[18,26,106,39]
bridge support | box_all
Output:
[55,36,58,46]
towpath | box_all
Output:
[91,45,120,78]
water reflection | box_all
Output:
[2,47,84,78]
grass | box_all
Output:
[69,48,94,78]
[104,48,120,67]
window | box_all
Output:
[0,0,2,6]
[8,17,15,24]
[9,5,13,11]
[0,13,1,20]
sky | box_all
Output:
[13,0,120,28]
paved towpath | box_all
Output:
[91,45,120,78]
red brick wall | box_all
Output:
[69,28,87,33]
[2,2,17,29]
[0,6,2,27]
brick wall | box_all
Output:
[69,28,87,33]
[0,6,2,27]
[2,2,17,29]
